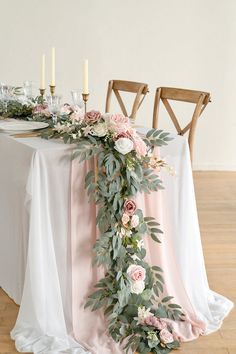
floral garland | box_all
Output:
[42,110,184,354]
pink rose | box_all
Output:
[145,316,167,330]
[127,264,146,282]
[60,103,73,115]
[122,213,130,226]
[124,199,137,216]
[109,114,129,133]
[133,136,147,157]
[33,104,50,117]
[84,110,102,125]
[131,214,139,228]
[70,111,83,122]
[159,328,174,344]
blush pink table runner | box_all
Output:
[71,158,204,354]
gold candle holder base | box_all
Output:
[39,88,46,97]
[82,93,89,114]
[49,85,56,96]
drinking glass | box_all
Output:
[46,95,61,124]
[71,90,83,109]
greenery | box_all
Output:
[42,112,184,353]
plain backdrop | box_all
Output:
[0,0,235,170]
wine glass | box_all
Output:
[23,81,33,100]
[71,90,83,110]
[46,95,61,124]
[0,83,12,114]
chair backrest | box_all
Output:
[152,87,211,162]
[105,80,149,120]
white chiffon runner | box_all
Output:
[0,132,233,354]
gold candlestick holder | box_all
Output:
[82,93,89,114]
[49,85,56,96]
[39,88,46,98]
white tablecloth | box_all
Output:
[0,132,233,354]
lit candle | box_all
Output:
[40,54,45,89]
[51,47,56,86]
[83,59,89,94]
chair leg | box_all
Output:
[105,80,113,113]
[152,88,161,129]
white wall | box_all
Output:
[0,0,235,170]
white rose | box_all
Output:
[102,113,112,122]
[130,280,145,294]
[90,122,108,137]
[114,138,134,155]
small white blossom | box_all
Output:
[130,254,140,261]
[137,306,153,324]
[137,239,144,250]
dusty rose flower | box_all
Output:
[115,131,131,139]
[84,110,102,125]
[124,199,137,216]
[127,264,146,282]
[122,213,130,226]
[109,114,129,133]
[133,136,147,157]
[159,328,174,344]
[60,103,73,114]
[131,214,139,228]
[33,104,50,117]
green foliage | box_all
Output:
[0,99,33,118]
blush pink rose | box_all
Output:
[124,199,137,216]
[60,103,73,115]
[145,316,167,330]
[84,110,102,125]
[127,264,146,282]
[131,214,139,228]
[133,136,147,157]
[33,104,50,117]
[122,213,130,226]
[159,328,174,344]
[109,114,129,133]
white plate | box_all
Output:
[0,119,49,133]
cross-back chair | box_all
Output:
[152,87,211,162]
[105,80,149,123]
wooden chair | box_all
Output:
[105,80,149,122]
[152,87,211,162]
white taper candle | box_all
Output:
[83,59,89,94]
[40,54,45,89]
[51,47,56,86]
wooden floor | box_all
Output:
[0,171,235,354]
